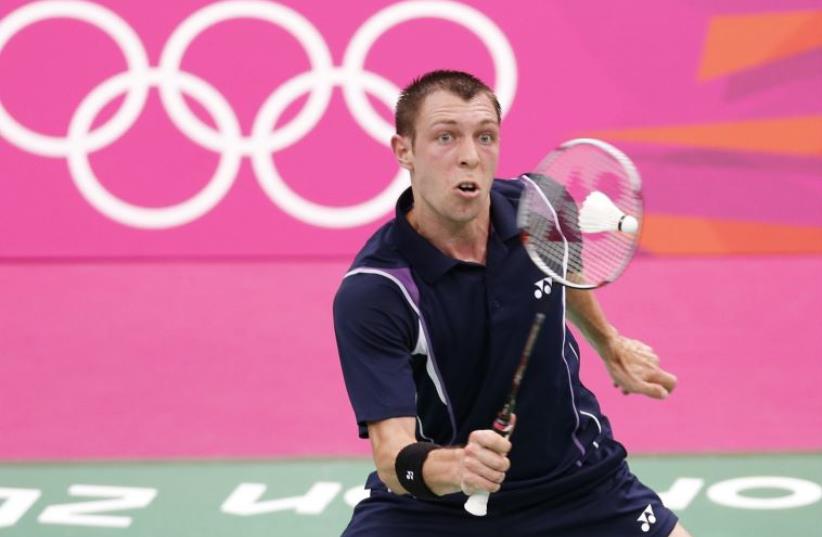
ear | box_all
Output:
[391,134,413,171]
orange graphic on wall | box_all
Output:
[589,9,822,255]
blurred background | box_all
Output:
[1,0,820,535]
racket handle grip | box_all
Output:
[464,491,489,516]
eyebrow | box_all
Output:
[429,119,499,128]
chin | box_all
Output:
[449,207,483,224]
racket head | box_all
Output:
[517,138,643,289]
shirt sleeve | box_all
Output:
[333,272,419,438]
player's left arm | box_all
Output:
[565,287,677,399]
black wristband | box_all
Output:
[395,442,440,500]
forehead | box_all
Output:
[416,89,498,130]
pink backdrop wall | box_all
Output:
[1,0,821,460]
[2,0,820,258]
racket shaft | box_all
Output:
[492,416,512,437]
[463,312,545,516]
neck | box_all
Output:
[407,207,490,265]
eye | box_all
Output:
[478,132,496,144]
[437,132,454,143]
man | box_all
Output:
[333,70,691,536]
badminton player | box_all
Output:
[333,70,691,536]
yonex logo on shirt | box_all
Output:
[406,471,415,481]
[637,504,656,532]
[533,277,553,299]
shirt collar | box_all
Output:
[394,183,520,283]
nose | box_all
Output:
[458,138,480,168]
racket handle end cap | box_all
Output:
[464,492,489,516]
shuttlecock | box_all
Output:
[578,191,638,233]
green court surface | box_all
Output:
[1,453,820,536]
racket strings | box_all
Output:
[526,209,582,277]
[523,143,642,287]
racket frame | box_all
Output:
[519,138,643,290]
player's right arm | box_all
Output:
[367,417,511,497]
[334,273,510,497]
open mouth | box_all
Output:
[456,182,479,193]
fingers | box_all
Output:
[649,368,678,394]
[634,380,670,399]
[463,452,507,490]
[611,359,678,398]
[470,429,512,455]
[466,430,511,472]
[628,368,678,399]
[605,335,678,400]
[460,430,512,495]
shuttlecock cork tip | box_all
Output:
[619,215,638,234]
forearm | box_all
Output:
[368,418,463,496]
[566,287,617,354]
[567,288,677,399]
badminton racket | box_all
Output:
[464,138,643,516]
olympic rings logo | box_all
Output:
[0,0,517,229]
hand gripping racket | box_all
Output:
[464,138,643,516]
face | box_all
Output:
[392,89,500,227]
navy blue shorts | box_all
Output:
[341,462,678,537]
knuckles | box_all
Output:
[467,430,512,454]
[461,429,513,493]
[462,475,501,493]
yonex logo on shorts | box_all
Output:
[0,0,517,229]
[533,277,552,299]
[637,504,656,532]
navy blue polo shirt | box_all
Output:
[333,178,626,511]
